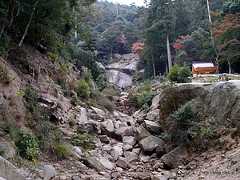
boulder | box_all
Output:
[146,109,160,122]
[84,156,105,172]
[156,144,166,157]
[42,165,57,180]
[123,136,136,147]
[99,157,115,170]
[78,120,99,134]
[91,107,106,121]
[136,126,151,141]
[124,151,139,163]
[158,85,206,122]
[99,135,111,144]
[0,156,25,180]
[160,146,190,169]
[111,143,123,161]
[0,142,16,159]
[100,119,115,135]
[116,157,129,169]
[144,120,162,134]
[115,127,134,140]
[76,107,88,123]
[72,146,83,160]
[139,136,165,153]
[150,94,160,110]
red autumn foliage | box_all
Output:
[173,35,191,50]
[132,42,144,55]
[213,13,240,38]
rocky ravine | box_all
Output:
[1,69,240,180]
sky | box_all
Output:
[100,0,146,6]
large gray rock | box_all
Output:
[139,136,165,153]
[84,156,105,172]
[136,126,151,141]
[160,146,190,169]
[0,142,16,159]
[150,94,160,110]
[144,120,162,134]
[72,146,83,160]
[123,136,136,151]
[100,119,115,135]
[111,143,123,161]
[146,109,160,122]
[115,127,134,139]
[124,151,139,163]
[0,156,25,180]
[42,165,57,180]
[99,157,115,170]
[116,157,129,169]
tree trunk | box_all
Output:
[151,50,156,78]
[0,26,6,39]
[206,0,219,65]
[8,0,16,28]
[167,34,172,72]
[18,1,39,47]
[228,59,232,74]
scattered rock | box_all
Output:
[116,157,129,169]
[99,157,115,170]
[115,127,134,139]
[101,119,115,135]
[0,156,25,180]
[136,126,151,141]
[161,146,190,169]
[0,142,16,159]
[42,165,57,180]
[99,135,111,144]
[84,156,105,172]
[139,136,165,153]
[146,109,160,122]
[144,120,162,134]
[111,143,123,161]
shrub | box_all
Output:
[75,79,91,99]
[167,65,191,83]
[47,52,59,62]
[35,120,62,152]
[0,64,11,84]
[169,104,197,145]
[0,33,10,55]
[129,81,154,109]
[53,143,71,160]
[24,86,39,113]
[96,74,107,91]
[15,131,39,161]
[71,133,96,151]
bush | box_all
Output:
[71,133,96,151]
[169,104,197,145]
[15,131,39,161]
[129,81,154,109]
[75,79,91,99]
[167,65,191,83]
[0,33,10,55]
[96,74,107,91]
[24,86,39,113]
[0,64,11,84]
[53,143,71,160]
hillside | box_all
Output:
[0,0,240,180]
